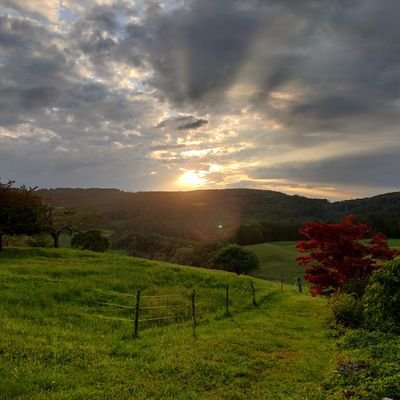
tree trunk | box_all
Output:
[0,234,3,252]
[52,233,60,248]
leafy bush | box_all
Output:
[212,244,259,275]
[329,293,364,328]
[363,259,400,333]
[27,234,53,248]
[3,234,30,247]
[326,329,400,400]
[71,230,110,252]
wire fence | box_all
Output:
[77,277,304,337]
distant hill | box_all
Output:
[38,188,330,242]
[331,192,400,237]
[332,191,400,215]
[37,188,400,242]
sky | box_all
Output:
[1,0,400,200]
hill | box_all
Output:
[38,188,330,242]
[0,248,333,399]
[35,188,400,267]
[38,188,400,243]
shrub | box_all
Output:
[212,244,259,275]
[363,259,400,333]
[329,293,364,328]
[71,230,110,252]
[27,234,53,248]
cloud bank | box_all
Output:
[1,0,399,199]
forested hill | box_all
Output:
[38,188,329,241]
[332,191,400,215]
[38,188,400,242]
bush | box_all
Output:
[212,244,259,275]
[363,259,400,333]
[27,234,53,248]
[326,329,400,400]
[71,230,110,252]
[329,293,364,328]
[3,234,30,247]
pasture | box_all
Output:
[245,241,301,282]
[0,248,333,399]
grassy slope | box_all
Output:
[0,248,333,400]
[245,242,302,282]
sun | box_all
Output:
[178,171,205,187]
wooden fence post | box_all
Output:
[250,281,257,306]
[191,289,197,336]
[296,277,303,293]
[134,290,140,337]
[225,285,230,316]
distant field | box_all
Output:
[388,238,400,248]
[0,248,333,399]
[245,241,301,283]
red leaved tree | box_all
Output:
[296,216,399,296]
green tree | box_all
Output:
[0,180,47,251]
[212,244,259,275]
[71,230,110,252]
[236,222,263,245]
[43,207,97,248]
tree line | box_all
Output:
[0,180,258,274]
[0,180,107,252]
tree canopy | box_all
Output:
[212,244,259,275]
[43,207,97,248]
[71,230,110,252]
[0,180,47,251]
[296,216,399,296]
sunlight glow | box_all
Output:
[178,171,206,187]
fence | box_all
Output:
[87,278,303,338]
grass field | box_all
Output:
[388,238,400,248]
[245,242,301,283]
[0,248,334,399]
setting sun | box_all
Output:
[178,171,205,187]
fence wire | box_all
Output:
[79,277,304,336]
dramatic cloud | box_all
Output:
[1,0,399,199]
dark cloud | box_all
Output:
[157,115,208,130]
[252,150,400,189]
[292,96,369,120]
[177,118,208,130]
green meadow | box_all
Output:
[388,238,400,248]
[0,248,334,399]
[245,241,301,282]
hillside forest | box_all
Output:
[31,187,400,266]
